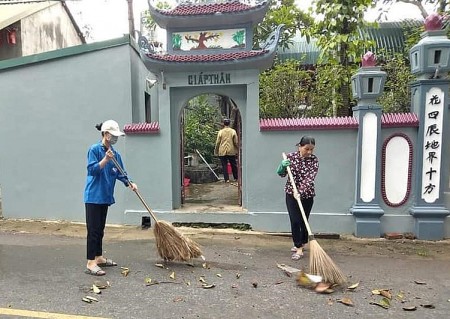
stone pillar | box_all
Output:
[350,51,387,237]
[409,13,450,240]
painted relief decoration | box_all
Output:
[422,87,444,203]
[172,29,246,51]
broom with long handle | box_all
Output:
[282,153,346,285]
[109,155,203,262]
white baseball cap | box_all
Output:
[101,120,125,136]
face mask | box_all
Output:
[108,135,119,145]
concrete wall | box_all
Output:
[0,39,146,225]
[0,38,449,237]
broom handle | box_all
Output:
[109,155,159,223]
[282,153,314,237]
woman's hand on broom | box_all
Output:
[128,181,138,191]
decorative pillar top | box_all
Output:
[361,51,376,67]
[424,13,443,31]
[351,51,386,103]
[410,13,450,78]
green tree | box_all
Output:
[378,53,415,113]
[303,0,376,116]
[253,0,313,50]
[377,0,449,20]
[259,59,313,118]
[184,95,220,162]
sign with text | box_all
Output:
[422,87,444,203]
[188,72,231,85]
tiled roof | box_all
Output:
[124,122,160,134]
[145,50,268,63]
[381,113,419,127]
[260,113,419,131]
[158,1,254,16]
[259,117,359,131]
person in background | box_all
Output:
[84,120,137,276]
[214,118,239,183]
[276,136,319,260]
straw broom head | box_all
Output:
[308,239,347,285]
[153,220,203,261]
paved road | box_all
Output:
[0,225,450,319]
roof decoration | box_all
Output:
[147,0,269,29]
[158,1,253,16]
[139,24,283,72]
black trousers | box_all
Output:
[219,155,238,181]
[286,193,314,248]
[85,203,108,260]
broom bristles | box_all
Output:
[153,220,203,261]
[309,239,347,285]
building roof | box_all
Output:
[148,0,269,29]
[278,21,424,64]
[0,1,59,30]
[0,0,85,43]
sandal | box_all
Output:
[97,258,117,267]
[85,265,106,276]
[291,252,303,261]
[291,246,297,252]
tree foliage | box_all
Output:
[184,95,220,162]
[253,0,313,50]
[301,0,376,115]
[259,59,313,118]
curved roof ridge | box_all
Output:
[155,0,263,16]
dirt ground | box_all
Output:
[1,218,450,261]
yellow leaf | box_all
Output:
[169,271,175,280]
[199,276,206,283]
[92,285,101,294]
[402,306,417,311]
[315,282,331,293]
[380,290,392,300]
[347,282,359,290]
[370,297,391,309]
[202,284,215,289]
[145,277,152,284]
[154,263,164,268]
[85,296,98,302]
[236,273,241,279]
[216,274,222,278]
[296,271,313,287]
[337,298,354,307]
[121,269,130,277]
[372,289,381,295]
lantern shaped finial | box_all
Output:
[362,51,376,67]
[425,13,443,31]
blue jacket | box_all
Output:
[84,142,130,205]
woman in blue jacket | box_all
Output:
[84,120,137,276]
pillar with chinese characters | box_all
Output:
[409,13,450,240]
[350,51,387,237]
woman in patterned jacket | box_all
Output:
[276,136,319,260]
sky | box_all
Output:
[66,0,434,43]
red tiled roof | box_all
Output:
[381,112,419,127]
[159,1,253,16]
[124,122,160,134]
[145,50,268,63]
[259,117,359,131]
[260,113,420,131]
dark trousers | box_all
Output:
[85,203,108,260]
[219,155,238,181]
[286,193,314,248]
